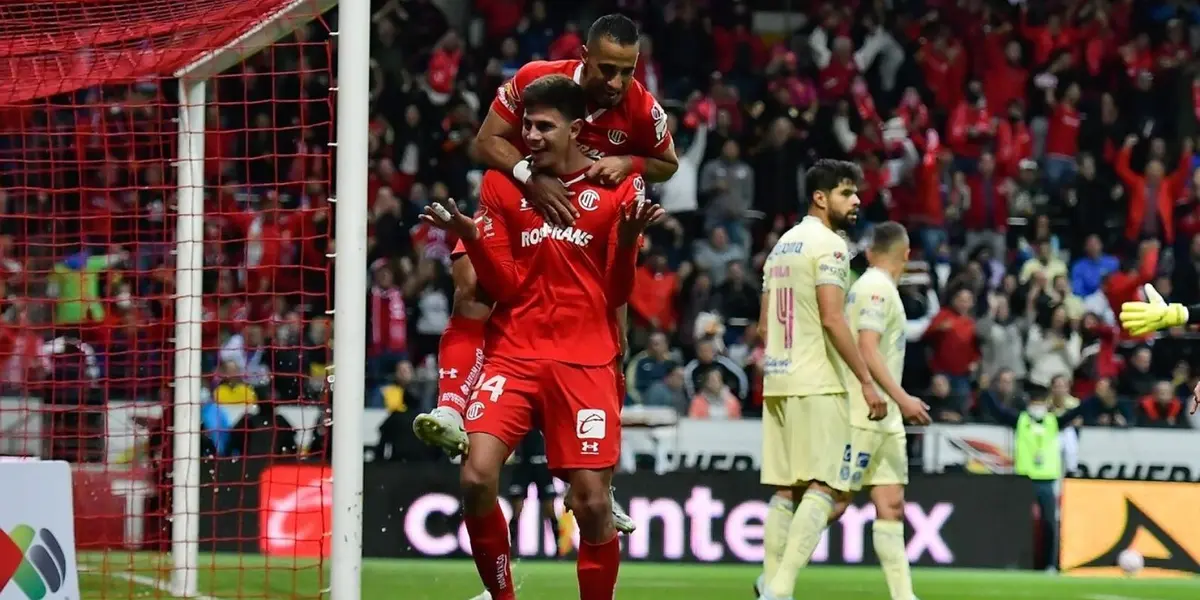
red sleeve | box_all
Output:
[462,173,521,303]
[605,177,644,307]
[627,86,673,157]
[1114,144,1139,186]
[489,62,547,125]
[450,240,467,260]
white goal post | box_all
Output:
[170,0,367,598]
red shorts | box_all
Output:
[435,316,487,414]
[465,354,621,471]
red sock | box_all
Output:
[465,503,515,600]
[577,535,620,600]
[436,316,487,415]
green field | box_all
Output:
[77,553,1200,599]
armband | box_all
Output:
[512,159,533,184]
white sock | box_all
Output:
[763,495,795,585]
[769,489,834,599]
[874,519,914,600]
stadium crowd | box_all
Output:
[3,0,1200,463]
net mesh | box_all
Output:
[0,0,335,597]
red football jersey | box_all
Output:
[460,169,643,366]
[490,60,673,160]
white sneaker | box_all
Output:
[611,488,636,534]
[563,486,637,534]
[412,406,469,457]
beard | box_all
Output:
[830,209,859,232]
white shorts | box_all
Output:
[847,426,909,488]
[761,394,854,491]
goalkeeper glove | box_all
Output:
[1119,284,1188,336]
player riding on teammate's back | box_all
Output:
[420,73,663,600]
[413,13,678,537]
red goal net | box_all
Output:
[0,0,336,597]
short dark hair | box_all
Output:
[521,74,587,122]
[587,13,640,46]
[871,221,909,254]
[805,159,863,199]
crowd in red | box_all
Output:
[0,0,1197,433]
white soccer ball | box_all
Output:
[1118,548,1144,575]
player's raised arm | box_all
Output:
[421,178,521,303]
[606,179,662,307]
[474,70,577,226]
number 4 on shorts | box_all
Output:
[471,374,507,403]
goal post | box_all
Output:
[170,0,368,596]
[329,2,370,600]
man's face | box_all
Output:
[996,373,1014,396]
[522,107,580,169]
[1133,349,1152,371]
[817,180,861,230]
[649,333,668,356]
[952,289,974,315]
[1085,235,1102,257]
[581,38,639,108]
[1051,377,1069,397]
[722,140,740,161]
[696,341,715,363]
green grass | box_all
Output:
[76,553,1200,599]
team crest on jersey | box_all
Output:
[497,80,518,112]
[608,129,628,145]
[577,189,600,212]
[650,100,668,142]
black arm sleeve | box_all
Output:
[1187,304,1200,324]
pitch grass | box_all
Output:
[78,552,1200,599]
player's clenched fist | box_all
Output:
[616,199,664,247]
[420,197,479,241]
[1120,284,1188,336]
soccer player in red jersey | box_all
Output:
[421,74,662,600]
[414,13,675,452]
[413,13,675,533]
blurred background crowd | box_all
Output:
[3,0,1200,464]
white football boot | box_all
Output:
[412,406,469,457]
[563,486,637,534]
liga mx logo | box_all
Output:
[0,526,70,600]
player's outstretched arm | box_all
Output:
[607,197,664,306]
[1120,284,1196,335]
[421,194,520,303]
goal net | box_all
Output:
[0,0,346,597]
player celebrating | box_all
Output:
[421,74,663,600]
[842,222,931,600]
[757,160,888,600]
[413,13,676,532]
